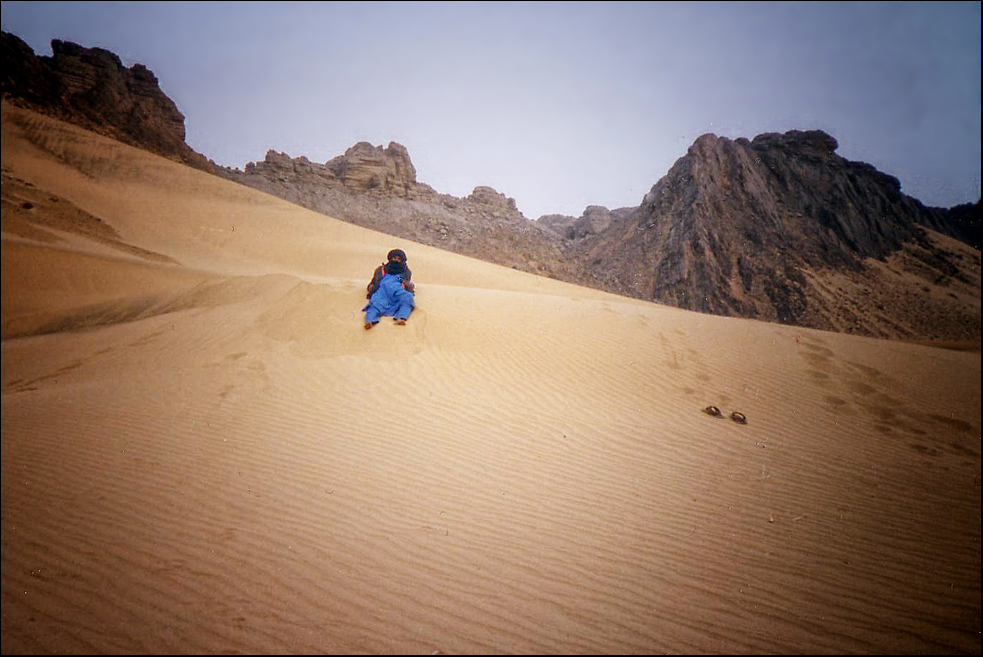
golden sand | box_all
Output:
[2,102,979,654]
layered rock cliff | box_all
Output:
[1,31,212,171]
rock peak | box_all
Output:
[1,31,211,171]
[325,141,417,196]
[751,129,838,154]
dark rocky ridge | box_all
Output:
[3,31,979,342]
[1,31,212,172]
[564,131,979,326]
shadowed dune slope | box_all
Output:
[2,102,980,655]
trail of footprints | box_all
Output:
[797,336,978,461]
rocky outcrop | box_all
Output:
[324,141,417,197]
[536,213,579,238]
[219,128,978,340]
[466,185,518,211]
[218,150,581,281]
[564,130,980,338]
[936,199,981,250]
[564,205,618,240]
[3,30,977,340]
[241,142,417,197]
[1,31,212,171]
[538,206,640,240]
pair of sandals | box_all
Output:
[703,406,747,424]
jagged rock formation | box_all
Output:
[536,213,578,237]
[325,141,417,197]
[539,205,636,241]
[217,150,582,281]
[3,30,978,341]
[244,142,418,199]
[561,131,980,339]
[224,130,979,341]
[938,199,982,250]
[0,31,212,171]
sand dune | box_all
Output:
[2,101,980,655]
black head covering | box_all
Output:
[385,249,407,275]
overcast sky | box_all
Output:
[3,1,980,219]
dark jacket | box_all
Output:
[366,262,413,298]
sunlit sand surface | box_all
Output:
[2,102,979,654]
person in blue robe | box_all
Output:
[363,249,415,328]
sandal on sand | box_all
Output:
[703,406,748,425]
[394,318,407,325]
[364,321,377,330]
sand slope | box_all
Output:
[2,102,980,655]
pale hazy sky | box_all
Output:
[3,1,980,219]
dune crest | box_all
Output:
[2,102,980,654]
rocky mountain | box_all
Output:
[224,131,979,341]
[559,131,981,339]
[213,146,584,282]
[3,31,979,342]
[1,31,212,172]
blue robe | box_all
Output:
[363,273,414,323]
